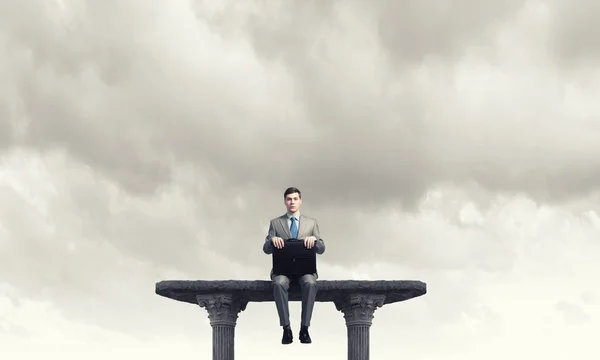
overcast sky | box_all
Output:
[1,0,599,359]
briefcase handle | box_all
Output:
[286,238,323,242]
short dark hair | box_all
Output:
[284,187,301,199]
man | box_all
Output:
[263,187,326,345]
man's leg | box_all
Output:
[298,274,317,343]
[272,274,291,326]
[272,274,293,344]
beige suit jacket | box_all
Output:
[263,214,326,279]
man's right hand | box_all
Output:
[271,237,284,249]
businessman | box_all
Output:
[263,187,326,344]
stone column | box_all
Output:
[335,294,386,360]
[196,294,248,360]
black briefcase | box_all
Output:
[272,238,317,277]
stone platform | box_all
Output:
[156,279,426,360]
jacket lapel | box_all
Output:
[298,215,309,239]
[279,215,292,239]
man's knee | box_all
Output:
[300,274,317,288]
[273,275,290,289]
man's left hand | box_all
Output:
[303,236,317,249]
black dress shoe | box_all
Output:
[282,327,293,344]
[299,329,312,344]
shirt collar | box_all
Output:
[287,212,300,220]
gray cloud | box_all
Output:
[556,301,590,324]
[581,290,596,304]
[550,0,600,65]
[373,0,527,65]
[1,0,600,211]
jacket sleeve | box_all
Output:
[263,220,276,254]
[312,220,326,255]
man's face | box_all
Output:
[285,192,302,214]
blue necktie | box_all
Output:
[290,217,298,238]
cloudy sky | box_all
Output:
[1,0,599,359]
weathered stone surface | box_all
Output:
[335,294,386,326]
[156,280,426,305]
[196,294,248,326]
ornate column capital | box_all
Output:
[334,293,386,326]
[196,294,248,326]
